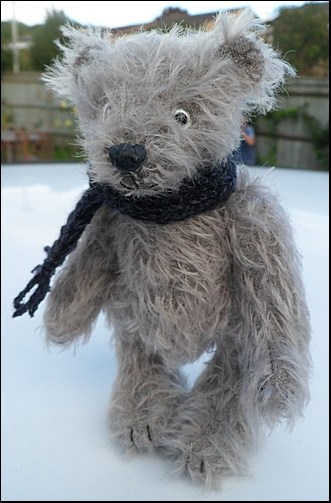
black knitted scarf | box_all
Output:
[13,157,236,318]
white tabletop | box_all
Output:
[1,163,329,501]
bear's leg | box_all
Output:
[163,344,260,487]
[108,333,187,453]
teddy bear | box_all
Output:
[13,9,311,486]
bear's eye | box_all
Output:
[174,109,191,127]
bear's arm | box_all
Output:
[44,205,118,347]
[225,173,311,423]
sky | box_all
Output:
[0,1,324,28]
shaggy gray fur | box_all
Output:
[43,9,311,487]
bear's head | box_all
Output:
[44,8,294,196]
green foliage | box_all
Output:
[30,9,70,71]
[1,105,15,127]
[1,46,12,74]
[53,143,83,162]
[272,3,329,76]
[19,49,33,71]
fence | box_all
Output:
[1,72,76,162]
[256,77,329,170]
[1,72,329,169]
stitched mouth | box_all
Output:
[120,172,157,190]
[120,172,139,189]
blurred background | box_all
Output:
[1,1,329,169]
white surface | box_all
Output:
[1,163,329,501]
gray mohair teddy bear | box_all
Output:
[13,9,311,487]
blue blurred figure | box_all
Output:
[234,122,257,166]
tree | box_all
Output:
[30,9,70,71]
[272,3,329,77]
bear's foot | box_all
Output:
[169,428,250,487]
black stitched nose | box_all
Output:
[108,143,147,172]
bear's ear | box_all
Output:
[211,8,295,111]
[218,35,264,83]
[43,25,112,115]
